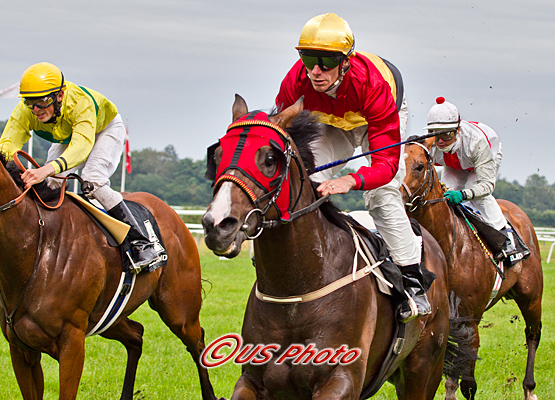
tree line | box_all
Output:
[2,122,555,227]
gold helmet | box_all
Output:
[19,62,66,98]
[296,13,355,56]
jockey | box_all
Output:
[425,96,517,260]
[0,62,157,270]
[275,13,430,323]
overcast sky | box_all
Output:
[1,1,553,184]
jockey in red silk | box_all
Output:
[275,13,430,323]
[426,96,517,261]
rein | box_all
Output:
[0,150,68,212]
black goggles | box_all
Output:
[23,93,57,109]
[298,51,344,71]
[430,129,457,141]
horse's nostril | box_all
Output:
[219,217,239,234]
[202,213,215,231]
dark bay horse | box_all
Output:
[201,95,450,399]
[0,153,222,400]
[401,138,543,400]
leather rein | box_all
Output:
[0,150,67,211]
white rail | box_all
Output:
[172,208,555,263]
[534,227,555,263]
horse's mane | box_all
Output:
[1,152,63,202]
[282,110,353,233]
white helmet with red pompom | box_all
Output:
[424,97,460,130]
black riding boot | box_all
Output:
[397,263,432,323]
[494,226,518,261]
[108,201,158,271]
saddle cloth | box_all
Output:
[67,192,167,273]
[455,204,530,266]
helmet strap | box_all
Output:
[324,58,350,96]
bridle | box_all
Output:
[213,119,328,239]
[402,141,457,262]
[401,142,446,212]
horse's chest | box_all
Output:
[258,361,332,399]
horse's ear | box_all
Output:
[425,136,435,150]
[232,94,248,122]
[270,96,304,128]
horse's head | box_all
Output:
[202,94,319,258]
[401,137,439,212]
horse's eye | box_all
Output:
[414,163,425,172]
[265,153,277,167]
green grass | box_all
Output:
[0,241,553,399]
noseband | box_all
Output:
[402,142,446,212]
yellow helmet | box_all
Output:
[19,62,66,98]
[296,13,355,56]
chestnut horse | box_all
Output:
[0,153,221,400]
[202,95,450,399]
[401,138,543,400]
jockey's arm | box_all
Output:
[463,140,497,200]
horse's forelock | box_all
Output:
[285,111,321,174]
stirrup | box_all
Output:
[398,293,419,323]
[126,251,144,275]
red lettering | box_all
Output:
[200,333,242,368]
[275,344,303,364]
[313,348,334,364]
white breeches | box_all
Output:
[442,167,507,230]
[46,114,126,210]
[309,96,421,266]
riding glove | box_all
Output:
[444,190,464,204]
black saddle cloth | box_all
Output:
[454,204,530,265]
[71,196,167,273]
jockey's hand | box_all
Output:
[444,190,464,204]
[317,175,356,196]
[20,164,56,189]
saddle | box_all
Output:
[454,204,530,266]
[67,192,167,273]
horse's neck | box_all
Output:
[413,182,455,255]
[0,169,41,296]
[254,209,350,296]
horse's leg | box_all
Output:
[57,327,86,400]
[311,371,358,400]
[459,321,479,400]
[511,262,543,400]
[395,323,448,400]
[444,376,460,400]
[149,280,220,400]
[230,375,259,400]
[100,317,144,400]
[9,345,44,400]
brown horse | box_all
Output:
[401,138,543,400]
[201,95,450,399]
[0,153,222,399]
